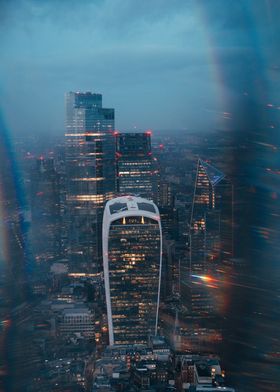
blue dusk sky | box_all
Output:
[0,0,279,135]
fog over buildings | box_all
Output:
[1,0,279,136]
[0,1,280,391]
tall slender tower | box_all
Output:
[181,159,233,315]
[116,132,159,201]
[65,91,115,272]
[103,196,162,345]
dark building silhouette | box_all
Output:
[116,132,158,201]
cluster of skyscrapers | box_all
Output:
[64,91,161,345]
[0,90,237,390]
[63,90,234,348]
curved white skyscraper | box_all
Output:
[103,196,162,345]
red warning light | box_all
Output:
[145,129,152,136]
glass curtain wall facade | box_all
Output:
[116,132,158,201]
[65,92,115,272]
[103,196,162,345]
[181,159,233,315]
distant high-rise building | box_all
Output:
[181,159,233,315]
[116,132,158,200]
[65,91,115,272]
[30,157,62,262]
[103,196,162,345]
[157,180,172,208]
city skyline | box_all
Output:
[0,87,279,390]
[0,1,279,391]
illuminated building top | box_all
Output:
[103,196,162,346]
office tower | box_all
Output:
[116,132,159,200]
[181,159,233,315]
[157,180,176,239]
[103,196,162,345]
[65,91,115,272]
[30,157,61,262]
[157,181,172,208]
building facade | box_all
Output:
[116,132,158,201]
[103,196,162,345]
[58,307,95,338]
[65,91,115,272]
[181,159,233,315]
